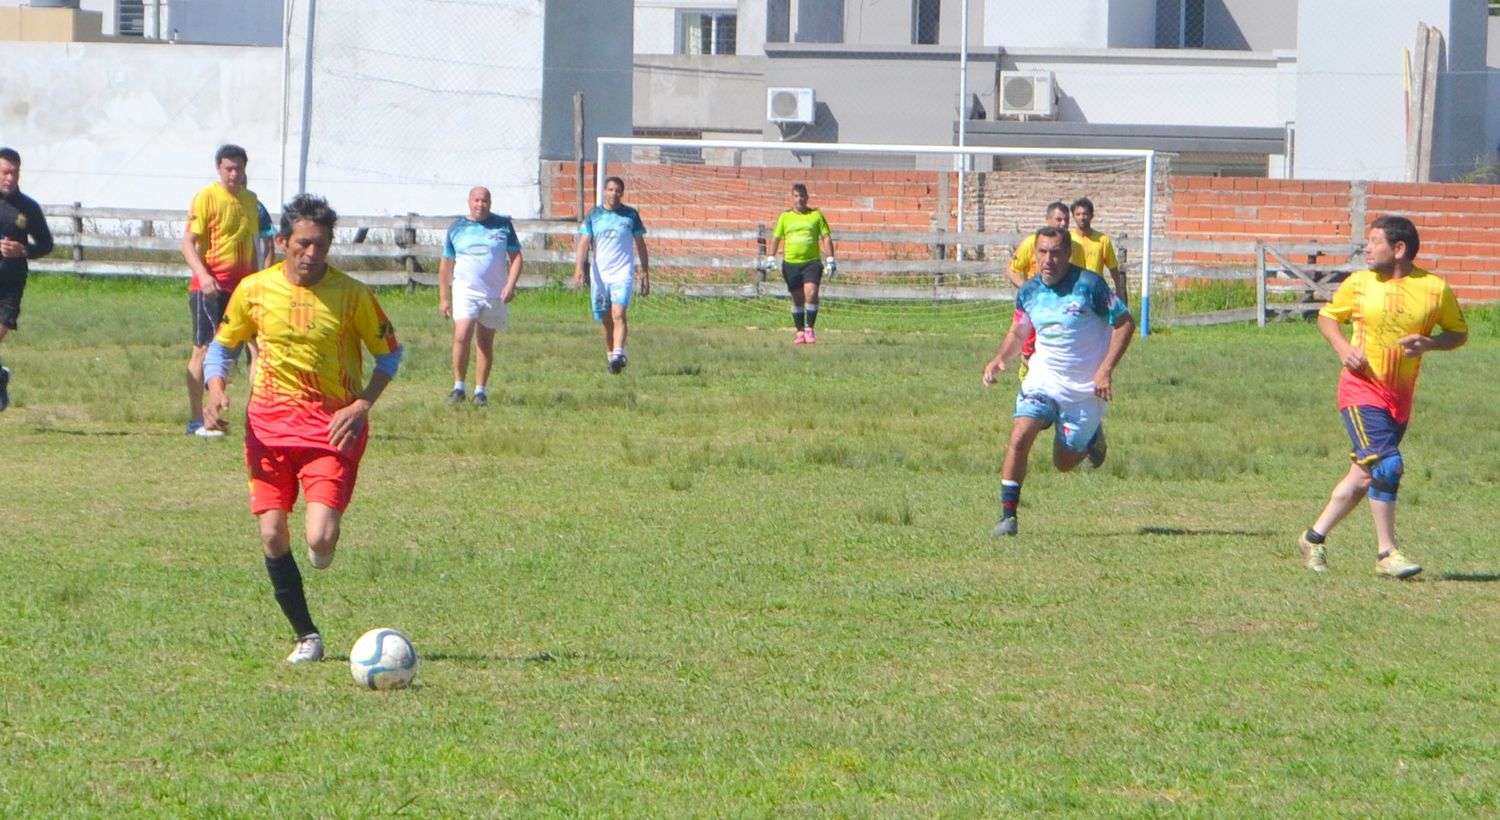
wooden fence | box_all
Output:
[34,204,1352,323]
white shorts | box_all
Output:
[453,290,508,330]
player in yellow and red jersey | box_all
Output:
[1297,216,1467,580]
[203,194,403,665]
[182,144,272,437]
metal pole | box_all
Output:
[955,0,970,247]
[1139,150,1156,337]
[277,0,294,207]
[574,93,586,220]
[295,0,317,196]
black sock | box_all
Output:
[265,553,318,638]
[792,308,805,330]
[806,304,818,328]
[1303,528,1325,544]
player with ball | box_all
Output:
[203,194,404,664]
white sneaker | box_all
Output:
[194,426,226,439]
[308,548,334,570]
[286,633,324,664]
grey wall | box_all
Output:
[763,44,995,146]
[1108,0,1157,48]
[1295,0,1488,181]
[542,0,634,161]
[169,0,282,46]
[635,55,767,134]
[1220,0,1296,51]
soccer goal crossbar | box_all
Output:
[596,137,1161,336]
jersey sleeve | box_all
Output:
[1319,275,1359,324]
[442,222,458,259]
[816,211,831,237]
[578,209,595,237]
[1436,282,1468,334]
[1010,236,1034,274]
[1092,277,1129,324]
[1102,235,1119,271]
[186,190,208,236]
[213,281,258,348]
[773,212,788,239]
[354,287,400,357]
[631,210,647,238]
[256,202,275,239]
[504,219,522,253]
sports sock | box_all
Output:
[612,347,624,357]
[1000,480,1021,519]
[805,304,819,328]
[265,553,318,638]
[453,380,465,392]
[792,308,805,330]
[475,386,487,397]
[1303,528,1325,544]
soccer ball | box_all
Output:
[349,628,418,690]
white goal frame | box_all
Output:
[597,137,1160,337]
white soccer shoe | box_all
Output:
[193,426,226,439]
[286,633,325,664]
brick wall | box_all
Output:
[546,161,1500,300]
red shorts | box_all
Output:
[247,443,361,514]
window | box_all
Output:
[678,11,737,55]
[118,0,145,37]
[913,0,939,45]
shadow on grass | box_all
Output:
[1436,572,1500,583]
[1138,526,1273,537]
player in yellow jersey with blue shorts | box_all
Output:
[1297,216,1466,579]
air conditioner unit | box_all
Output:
[998,71,1056,118]
[767,87,816,125]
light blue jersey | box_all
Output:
[580,205,646,285]
[1014,266,1128,403]
[444,215,522,299]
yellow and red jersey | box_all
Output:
[1070,228,1119,275]
[1319,267,1466,423]
[187,183,262,293]
[1010,233,1085,279]
[215,263,399,451]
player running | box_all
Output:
[983,226,1134,536]
[203,194,404,663]
[1296,216,1466,579]
[0,147,55,411]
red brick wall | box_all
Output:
[546,162,1500,300]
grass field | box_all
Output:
[4,274,1499,815]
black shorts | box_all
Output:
[190,290,230,347]
[782,260,824,291]
[0,272,25,330]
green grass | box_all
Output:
[4,274,1500,815]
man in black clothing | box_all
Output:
[0,147,55,411]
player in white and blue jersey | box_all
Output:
[982,226,1135,536]
[439,186,523,406]
[572,176,649,374]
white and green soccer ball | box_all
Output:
[349,628,417,690]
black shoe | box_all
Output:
[607,354,625,374]
[472,392,488,407]
[0,366,10,412]
[1086,425,1107,468]
[446,388,466,404]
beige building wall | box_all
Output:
[0,6,103,41]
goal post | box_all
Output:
[594,137,1160,336]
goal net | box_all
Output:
[589,138,1162,334]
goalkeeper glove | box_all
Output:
[764,256,780,272]
[824,257,837,276]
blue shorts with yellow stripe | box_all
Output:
[1341,405,1406,466]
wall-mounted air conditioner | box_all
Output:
[998,71,1056,118]
[767,87,816,124]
